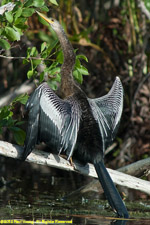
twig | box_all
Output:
[0,55,51,61]
[0,140,150,195]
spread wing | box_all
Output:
[22,82,81,160]
[88,77,123,152]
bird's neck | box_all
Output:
[56,28,76,98]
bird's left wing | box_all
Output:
[88,77,123,151]
[23,82,81,160]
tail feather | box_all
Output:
[94,161,129,218]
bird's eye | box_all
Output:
[51,18,54,22]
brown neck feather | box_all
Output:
[55,27,76,98]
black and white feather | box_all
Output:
[88,76,123,152]
[23,82,81,160]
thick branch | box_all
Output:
[118,157,150,177]
[0,141,150,195]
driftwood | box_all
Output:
[0,140,150,195]
[118,157,150,177]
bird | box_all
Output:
[22,11,129,218]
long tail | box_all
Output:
[94,161,129,218]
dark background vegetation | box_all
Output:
[0,0,150,201]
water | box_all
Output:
[0,157,150,224]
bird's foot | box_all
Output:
[69,157,74,168]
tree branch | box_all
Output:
[0,55,51,61]
[137,0,150,20]
[118,157,150,177]
[0,140,150,195]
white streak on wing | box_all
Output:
[40,92,62,131]
[113,94,123,129]
[67,100,81,160]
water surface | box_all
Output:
[0,157,150,224]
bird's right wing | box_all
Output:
[23,82,81,160]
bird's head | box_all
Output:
[36,11,61,32]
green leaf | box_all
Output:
[15,7,22,19]
[14,17,27,29]
[75,58,81,67]
[0,28,4,35]
[33,0,44,7]
[40,5,49,12]
[5,27,20,41]
[73,70,83,84]
[41,42,47,52]
[5,11,13,23]
[30,46,38,56]
[23,59,29,64]
[0,39,10,50]
[49,0,58,6]
[77,65,89,75]
[11,127,26,145]
[13,26,23,36]
[33,59,41,66]
[24,0,33,7]
[77,54,88,62]
[49,67,60,75]
[22,8,35,17]
[0,106,11,120]
[27,47,38,57]
[27,70,33,79]
[56,50,64,64]
[39,72,44,83]
[44,40,58,56]
[12,94,29,105]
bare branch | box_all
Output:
[137,0,150,20]
[0,3,15,15]
[0,140,150,195]
[0,55,51,61]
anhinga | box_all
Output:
[22,12,129,218]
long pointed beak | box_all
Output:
[36,11,54,24]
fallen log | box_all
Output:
[0,140,150,195]
[118,157,150,177]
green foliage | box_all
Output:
[0,0,89,84]
[0,94,28,145]
[0,0,89,145]
[49,0,58,6]
[0,38,10,49]
[144,0,150,11]
[0,0,58,48]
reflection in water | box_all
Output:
[111,220,127,225]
